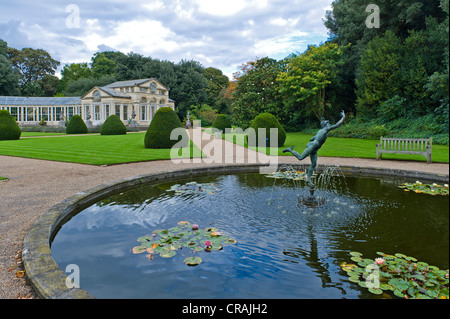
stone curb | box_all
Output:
[22,164,448,299]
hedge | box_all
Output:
[248,112,286,147]
[101,114,127,135]
[0,110,22,140]
[145,107,189,149]
[66,115,88,134]
[212,114,232,132]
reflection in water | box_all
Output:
[51,173,449,299]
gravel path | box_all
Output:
[0,132,448,299]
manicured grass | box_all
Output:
[224,131,449,163]
[0,133,200,165]
[21,132,68,137]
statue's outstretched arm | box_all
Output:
[328,110,345,131]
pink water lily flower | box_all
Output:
[205,240,212,247]
[375,258,385,266]
[192,224,199,230]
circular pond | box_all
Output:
[51,170,449,299]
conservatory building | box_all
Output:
[0,78,175,127]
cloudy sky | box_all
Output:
[0,0,332,78]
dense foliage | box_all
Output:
[65,115,88,135]
[144,107,188,149]
[248,113,286,147]
[0,110,21,140]
[211,114,232,132]
[100,114,127,135]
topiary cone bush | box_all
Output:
[145,107,189,149]
[101,114,127,135]
[248,112,286,147]
[66,115,88,134]
[212,114,232,132]
[0,110,22,140]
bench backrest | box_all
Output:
[379,137,432,152]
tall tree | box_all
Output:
[277,43,342,121]
[0,39,20,96]
[91,52,117,78]
[7,47,60,88]
[58,62,92,93]
[231,57,285,129]
[203,67,229,108]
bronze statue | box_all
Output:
[283,110,346,189]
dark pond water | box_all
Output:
[51,171,449,299]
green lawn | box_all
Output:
[0,133,200,165]
[224,131,449,163]
[1,131,448,165]
[21,132,68,137]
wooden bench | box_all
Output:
[376,137,432,163]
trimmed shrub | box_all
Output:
[145,107,189,149]
[101,114,127,135]
[0,110,21,140]
[212,114,232,132]
[248,113,286,147]
[66,115,88,134]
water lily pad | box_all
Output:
[369,288,383,295]
[160,250,177,258]
[184,257,202,266]
[137,236,152,242]
[178,221,191,226]
[348,276,360,283]
[132,246,147,254]
[209,243,223,251]
[350,252,363,257]
[224,238,237,245]
[169,226,182,233]
[153,229,168,235]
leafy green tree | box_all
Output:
[355,31,402,118]
[59,62,92,93]
[38,74,60,97]
[232,57,285,129]
[64,75,116,97]
[22,81,45,97]
[91,52,117,78]
[203,67,229,108]
[277,43,342,121]
[7,47,60,87]
[324,0,446,114]
[0,55,20,96]
[172,60,208,118]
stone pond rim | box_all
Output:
[22,164,449,299]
